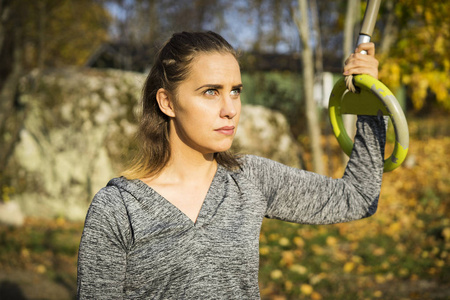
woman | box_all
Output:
[77,31,385,299]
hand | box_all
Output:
[343,42,379,79]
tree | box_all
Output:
[377,0,450,111]
[294,0,325,174]
[0,0,110,186]
[0,0,25,175]
[106,0,227,45]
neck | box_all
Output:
[148,128,218,184]
[166,145,218,182]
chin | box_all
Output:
[217,141,235,152]
[205,144,233,155]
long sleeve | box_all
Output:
[241,115,386,225]
[77,186,132,299]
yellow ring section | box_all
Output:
[329,75,409,172]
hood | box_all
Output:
[106,176,151,199]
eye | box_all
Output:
[230,88,242,97]
[204,89,218,96]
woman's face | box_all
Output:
[167,52,242,155]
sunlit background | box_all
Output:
[0,0,449,299]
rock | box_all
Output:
[5,68,302,221]
[0,201,25,227]
[8,68,142,221]
[233,105,302,168]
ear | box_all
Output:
[156,88,176,118]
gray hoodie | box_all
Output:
[77,115,386,299]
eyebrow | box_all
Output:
[195,83,243,91]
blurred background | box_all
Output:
[0,0,449,299]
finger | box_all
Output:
[344,53,354,66]
[343,48,378,78]
[347,53,379,68]
[344,66,378,79]
[353,53,379,65]
[344,56,378,74]
[355,42,376,56]
[345,55,378,68]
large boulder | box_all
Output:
[3,68,302,222]
[6,68,142,222]
[233,104,302,167]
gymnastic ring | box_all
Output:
[328,74,409,172]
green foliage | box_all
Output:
[10,0,110,69]
[0,219,81,258]
[378,1,450,112]
[1,185,14,202]
[0,218,82,292]
[241,71,306,135]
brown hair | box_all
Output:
[122,31,241,179]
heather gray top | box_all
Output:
[77,115,386,299]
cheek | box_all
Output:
[235,101,242,122]
[176,104,216,130]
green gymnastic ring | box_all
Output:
[329,74,409,172]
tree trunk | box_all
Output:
[310,0,323,76]
[310,0,333,174]
[147,0,159,44]
[380,0,397,54]
[295,0,325,174]
[0,0,26,176]
[38,2,46,69]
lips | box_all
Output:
[215,126,235,136]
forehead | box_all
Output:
[186,52,241,84]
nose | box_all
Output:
[220,96,238,119]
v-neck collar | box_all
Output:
[194,165,226,227]
[133,165,227,228]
